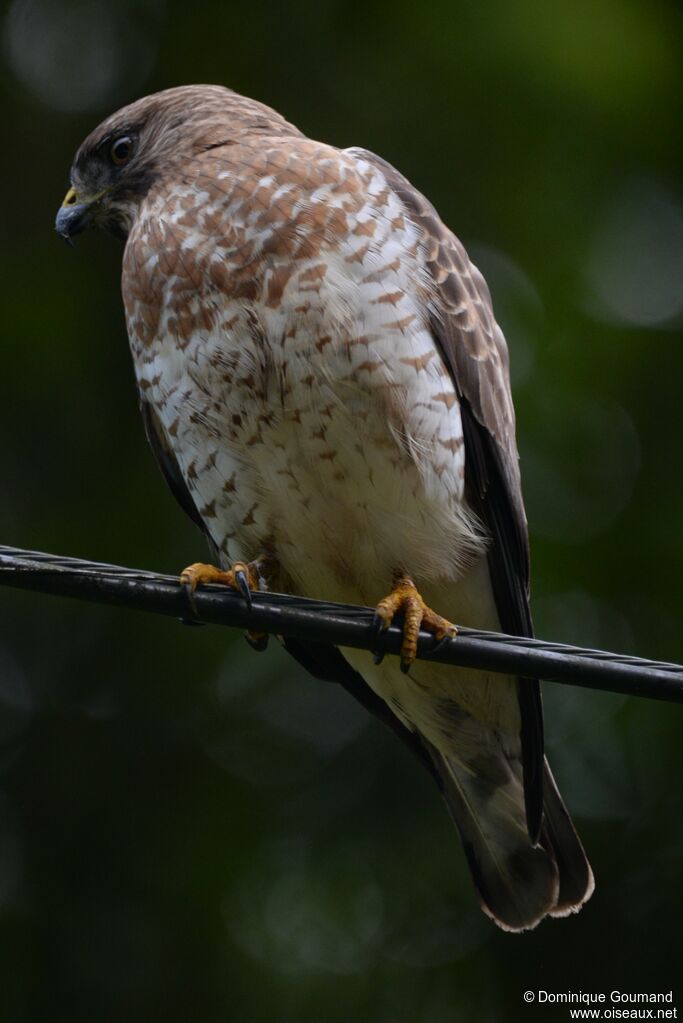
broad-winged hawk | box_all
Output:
[56,85,593,931]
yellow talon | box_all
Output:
[374,573,457,672]
[179,560,258,594]
[179,560,269,650]
[180,560,263,632]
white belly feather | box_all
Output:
[131,160,520,747]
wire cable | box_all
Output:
[0,544,681,703]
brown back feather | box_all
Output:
[350,147,544,842]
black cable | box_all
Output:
[0,545,681,703]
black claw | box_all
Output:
[180,582,203,625]
[183,581,199,618]
[371,613,388,663]
[235,569,252,610]
[430,634,454,656]
[371,613,386,638]
[400,659,412,675]
[245,632,269,652]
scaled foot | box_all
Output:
[180,560,268,650]
[374,573,457,673]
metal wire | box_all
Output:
[0,544,681,703]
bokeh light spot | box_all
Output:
[4,0,161,114]
[522,389,641,543]
[585,178,683,328]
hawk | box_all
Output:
[56,85,593,931]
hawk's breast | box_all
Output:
[125,143,485,604]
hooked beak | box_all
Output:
[55,187,95,245]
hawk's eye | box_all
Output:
[110,136,134,166]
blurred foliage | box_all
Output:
[0,0,682,1020]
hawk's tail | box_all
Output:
[427,745,594,931]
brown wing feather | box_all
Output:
[137,150,543,841]
[139,396,209,538]
[351,148,544,842]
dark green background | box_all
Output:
[0,1,681,1020]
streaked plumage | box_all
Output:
[57,85,593,930]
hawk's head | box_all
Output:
[55,84,300,242]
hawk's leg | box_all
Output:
[373,573,457,673]
[180,559,269,650]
